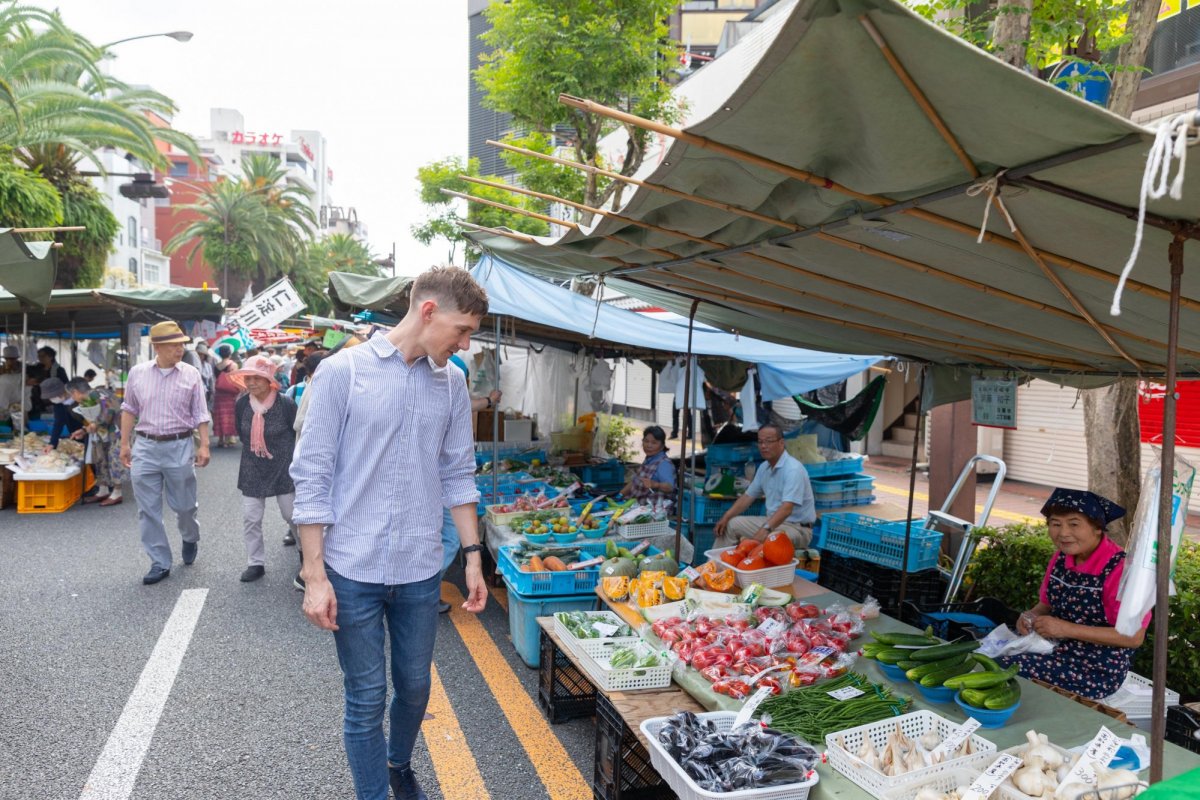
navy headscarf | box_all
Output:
[1040,488,1126,529]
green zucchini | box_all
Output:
[905,654,969,682]
[944,664,1020,690]
[983,679,1022,710]
[971,652,1004,672]
[920,659,978,687]
[909,640,981,662]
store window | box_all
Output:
[169,161,189,178]
[1146,6,1200,76]
[142,259,160,285]
[127,217,138,249]
[128,257,138,282]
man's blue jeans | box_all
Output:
[327,566,440,800]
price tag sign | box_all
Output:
[756,618,788,640]
[935,717,982,760]
[797,645,838,667]
[680,566,701,582]
[827,686,865,701]
[733,686,774,728]
[1063,727,1122,786]
[593,622,621,638]
[961,753,1023,800]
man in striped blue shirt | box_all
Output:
[291,267,488,800]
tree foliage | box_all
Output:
[291,233,380,316]
[56,179,117,288]
[0,154,61,228]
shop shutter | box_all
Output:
[625,360,654,414]
[1002,380,1089,490]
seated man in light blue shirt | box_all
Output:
[713,423,816,549]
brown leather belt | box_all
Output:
[135,430,192,442]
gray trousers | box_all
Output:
[131,436,200,570]
[242,493,294,566]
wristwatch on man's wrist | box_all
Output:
[462,544,484,556]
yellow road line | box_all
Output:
[425,663,490,799]
[873,483,1034,523]
[489,582,509,612]
[444,584,591,800]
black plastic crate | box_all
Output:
[817,551,943,615]
[899,597,1020,641]
[538,629,597,724]
[1167,704,1200,755]
[593,693,676,800]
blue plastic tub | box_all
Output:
[681,489,765,524]
[502,578,597,668]
[498,541,661,596]
[914,682,957,704]
[955,690,1020,728]
[876,661,909,683]
[803,455,865,478]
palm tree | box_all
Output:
[291,233,380,316]
[239,153,316,290]
[164,178,270,301]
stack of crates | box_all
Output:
[592,693,672,799]
[681,442,762,563]
[817,550,943,615]
[568,458,626,492]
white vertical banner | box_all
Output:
[231,278,306,331]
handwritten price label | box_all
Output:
[733,686,774,728]
[962,753,1023,800]
[935,717,982,761]
[827,686,866,701]
[1062,727,1122,787]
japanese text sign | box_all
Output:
[972,377,1018,429]
[232,278,306,331]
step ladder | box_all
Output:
[917,454,1007,604]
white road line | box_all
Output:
[79,588,208,800]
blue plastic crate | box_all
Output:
[704,442,759,466]
[475,447,549,466]
[802,455,865,478]
[569,459,625,488]
[503,579,597,668]
[681,489,765,524]
[810,473,875,505]
[498,540,660,596]
[817,513,942,572]
[815,495,875,510]
[476,472,531,488]
[688,523,716,564]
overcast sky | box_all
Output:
[52,0,468,277]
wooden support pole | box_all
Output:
[676,300,700,561]
[11,226,87,233]
[441,189,578,230]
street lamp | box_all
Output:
[101,31,194,49]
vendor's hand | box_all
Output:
[1032,614,1071,639]
[120,444,132,468]
[194,444,210,468]
[462,562,488,614]
[70,429,86,441]
[714,516,729,536]
[1017,610,1040,635]
[488,389,502,405]
[302,576,339,631]
[86,423,97,434]
[42,444,54,454]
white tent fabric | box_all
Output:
[472,256,881,401]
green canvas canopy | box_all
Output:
[0,229,56,311]
[0,286,225,334]
[462,0,1200,382]
[327,271,415,314]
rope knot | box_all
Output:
[965,169,1013,244]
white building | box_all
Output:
[87,147,171,288]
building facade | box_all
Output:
[87,147,171,289]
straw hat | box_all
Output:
[149,320,190,345]
[229,355,279,391]
[1,345,18,359]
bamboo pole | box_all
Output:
[857,16,1143,370]
[441,190,579,230]
[11,226,86,233]
[555,94,1196,312]
[455,221,539,245]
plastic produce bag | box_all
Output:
[977,623,1056,657]
[1116,450,1196,636]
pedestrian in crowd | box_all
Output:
[37,377,83,450]
[83,368,98,384]
[119,321,211,586]
[212,344,240,448]
[0,345,29,422]
[26,345,68,417]
[438,353,501,613]
[231,355,297,583]
[269,354,290,390]
[291,267,488,800]
[65,377,125,506]
[193,341,215,407]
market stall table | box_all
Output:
[482,517,695,573]
[594,579,1200,797]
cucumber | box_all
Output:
[971,652,1004,672]
[944,664,1020,690]
[909,640,981,662]
[983,679,1022,710]
[874,648,912,664]
[870,628,938,647]
[920,659,979,687]
[960,688,993,708]
[905,654,969,682]
[897,660,924,670]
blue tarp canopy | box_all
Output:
[471,256,881,400]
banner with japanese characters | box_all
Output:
[231,278,306,332]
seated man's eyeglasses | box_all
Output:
[757,436,781,445]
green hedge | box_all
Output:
[966,522,1200,702]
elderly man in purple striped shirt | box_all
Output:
[120,321,212,586]
[291,267,488,800]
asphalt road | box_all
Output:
[0,447,597,800]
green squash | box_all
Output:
[639,551,678,576]
[599,557,638,579]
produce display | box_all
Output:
[759,673,911,743]
[860,632,1023,713]
[8,433,83,473]
[830,717,975,776]
[650,602,866,697]
[654,711,820,793]
[909,787,972,800]
[553,610,634,640]
[716,533,796,571]
[1003,729,1144,799]
[511,542,601,573]
[492,492,571,514]
[609,643,663,670]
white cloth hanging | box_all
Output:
[740,368,760,432]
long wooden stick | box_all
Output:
[455,221,539,245]
[859,15,1143,370]
[442,189,578,230]
[12,226,87,233]
[556,94,1196,311]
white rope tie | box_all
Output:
[966,169,1015,243]
[590,274,606,339]
[1112,112,1196,316]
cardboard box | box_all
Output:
[475,410,502,441]
[503,418,533,440]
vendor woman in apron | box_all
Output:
[619,425,676,501]
[1000,488,1151,699]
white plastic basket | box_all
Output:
[552,611,641,661]
[880,767,982,800]
[616,518,673,539]
[824,710,996,799]
[995,742,1075,800]
[1100,672,1179,719]
[641,711,820,800]
[578,640,672,692]
[705,547,799,588]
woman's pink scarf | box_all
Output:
[249,392,276,459]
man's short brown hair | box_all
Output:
[410,266,489,317]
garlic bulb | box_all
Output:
[912,789,943,800]
[1056,781,1090,800]
[919,730,942,751]
[1096,766,1143,799]
[1013,754,1046,797]
[1024,730,1064,769]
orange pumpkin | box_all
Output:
[734,539,758,557]
[602,576,630,600]
[720,550,743,567]
[662,575,689,601]
[762,532,795,566]
[739,554,768,571]
[704,568,736,591]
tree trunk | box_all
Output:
[1107,0,1161,118]
[1082,379,1142,546]
[992,0,1033,70]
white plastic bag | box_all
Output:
[1116,450,1196,636]
[977,623,1057,657]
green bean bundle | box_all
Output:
[757,672,911,744]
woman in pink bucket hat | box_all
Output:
[230,355,298,582]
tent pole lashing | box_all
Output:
[1150,235,1184,782]
[675,299,700,561]
[898,365,927,609]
